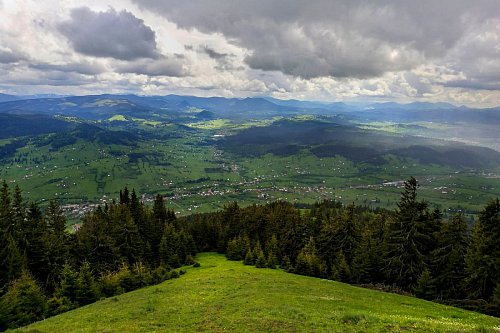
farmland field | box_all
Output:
[0,96,499,219]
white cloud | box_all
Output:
[0,0,498,107]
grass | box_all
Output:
[108,115,128,122]
[16,253,500,333]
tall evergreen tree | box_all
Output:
[0,181,12,288]
[1,235,26,286]
[43,201,69,291]
[431,214,469,299]
[465,198,500,300]
[385,177,429,290]
[116,208,144,266]
[159,224,180,268]
[352,214,386,283]
[335,204,360,265]
[55,262,79,306]
[24,203,48,286]
[295,237,325,277]
[76,261,99,305]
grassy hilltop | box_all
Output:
[17,253,500,333]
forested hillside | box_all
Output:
[0,178,499,330]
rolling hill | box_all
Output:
[16,253,500,333]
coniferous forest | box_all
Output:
[0,177,499,330]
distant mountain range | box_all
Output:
[0,93,498,124]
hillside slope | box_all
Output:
[16,253,500,332]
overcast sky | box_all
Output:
[0,0,499,107]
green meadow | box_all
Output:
[17,253,500,333]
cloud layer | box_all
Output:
[132,0,500,79]
[0,0,498,107]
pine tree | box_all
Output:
[266,234,280,261]
[385,177,428,290]
[0,271,48,329]
[431,214,469,299]
[119,187,130,206]
[149,195,167,262]
[352,214,386,283]
[44,201,69,291]
[254,241,266,268]
[159,224,180,268]
[153,194,167,224]
[280,255,292,271]
[266,251,278,269]
[55,262,79,305]
[0,181,12,288]
[244,249,254,265]
[336,204,360,265]
[294,237,325,277]
[226,237,242,260]
[25,203,49,285]
[414,269,435,300]
[465,198,500,300]
[115,207,144,266]
[331,250,352,283]
[76,261,99,305]
[11,185,26,244]
[76,213,121,273]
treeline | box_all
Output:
[0,177,498,330]
[182,177,500,316]
[0,185,196,331]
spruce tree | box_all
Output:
[385,177,428,290]
[25,203,48,285]
[255,250,267,268]
[226,237,242,260]
[266,251,278,269]
[244,249,254,265]
[159,224,180,268]
[352,214,386,284]
[115,207,144,266]
[465,198,500,300]
[1,235,26,285]
[266,234,280,261]
[294,237,325,277]
[0,181,12,288]
[0,271,48,329]
[336,204,360,265]
[55,262,79,305]
[431,214,469,299]
[331,250,352,283]
[76,261,99,305]
[414,269,435,300]
[44,201,69,291]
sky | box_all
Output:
[0,0,499,107]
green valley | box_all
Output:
[0,97,499,220]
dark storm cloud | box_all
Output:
[58,7,159,60]
[132,0,500,80]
